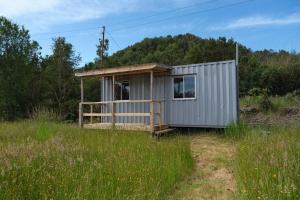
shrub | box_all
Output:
[30,107,58,122]
[248,87,262,96]
[259,89,274,112]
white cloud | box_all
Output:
[0,0,201,33]
[210,13,300,30]
[0,0,59,17]
[0,0,141,32]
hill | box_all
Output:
[85,33,300,96]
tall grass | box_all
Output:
[240,94,300,112]
[0,121,193,200]
[231,125,300,199]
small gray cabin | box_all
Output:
[75,60,239,133]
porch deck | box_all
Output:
[75,63,171,134]
[79,100,169,133]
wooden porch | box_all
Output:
[75,63,172,134]
[79,100,168,132]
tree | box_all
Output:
[96,37,109,67]
[43,37,81,120]
[0,16,41,120]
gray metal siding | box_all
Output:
[101,75,165,125]
[166,60,237,127]
[100,60,238,127]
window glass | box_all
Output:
[114,81,130,100]
[122,82,130,100]
[114,82,121,100]
[173,75,196,99]
[184,76,195,98]
[174,77,183,99]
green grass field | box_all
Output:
[0,121,193,200]
[1,116,299,199]
[226,124,300,200]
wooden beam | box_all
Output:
[114,113,150,117]
[80,78,84,102]
[90,105,93,124]
[150,71,154,133]
[79,102,83,127]
[79,78,83,127]
[112,75,115,127]
[83,113,111,117]
[101,77,104,123]
[80,99,161,105]
[158,101,162,128]
[75,63,170,77]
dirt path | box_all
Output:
[171,133,236,200]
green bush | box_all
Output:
[259,89,274,112]
[248,87,263,97]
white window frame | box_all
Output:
[172,74,196,100]
[115,80,130,101]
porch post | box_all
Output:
[79,78,84,127]
[80,78,84,102]
[111,75,115,127]
[150,71,154,133]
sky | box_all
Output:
[0,0,299,66]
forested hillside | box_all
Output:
[1,16,299,121]
[103,34,300,96]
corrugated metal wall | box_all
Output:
[165,60,237,127]
[101,75,166,125]
[100,60,238,127]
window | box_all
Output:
[173,75,195,99]
[174,77,183,98]
[115,81,130,100]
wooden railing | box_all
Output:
[79,100,163,132]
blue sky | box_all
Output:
[1,0,299,66]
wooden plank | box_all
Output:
[80,99,161,105]
[154,128,175,137]
[79,102,83,127]
[113,99,151,103]
[158,101,162,127]
[80,78,84,102]
[83,123,150,131]
[112,75,115,127]
[90,105,93,123]
[150,71,154,133]
[114,113,150,117]
[75,63,170,77]
[81,101,110,105]
[83,113,111,117]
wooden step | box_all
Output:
[154,124,169,131]
[153,128,175,137]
